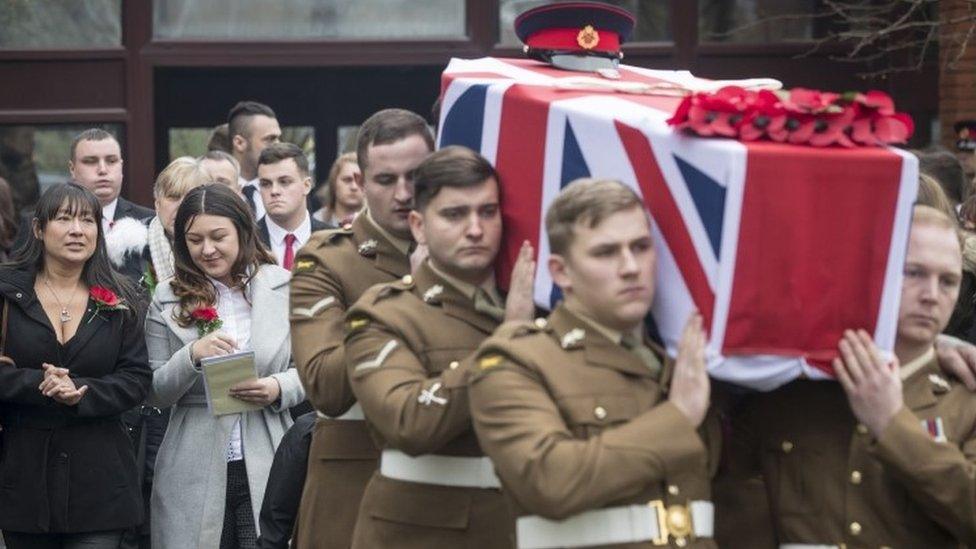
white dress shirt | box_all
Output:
[101,198,118,234]
[211,277,253,462]
[239,176,266,221]
[265,212,312,267]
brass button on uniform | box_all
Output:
[850,470,862,485]
[593,406,607,420]
[856,423,869,435]
[449,361,460,370]
[849,521,862,536]
[781,440,794,453]
[667,484,680,496]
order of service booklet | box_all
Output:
[200,350,263,416]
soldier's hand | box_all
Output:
[410,243,429,273]
[505,240,536,322]
[833,329,903,437]
[669,312,709,427]
[191,331,238,363]
[934,334,976,391]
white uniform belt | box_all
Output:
[780,545,839,549]
[517,500,714,548]
[380,449,502,489]
[316,402,364,421]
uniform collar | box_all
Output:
[899,346,936,381]
[901,349,943,411]
[363,209,412,257]
[351,213,410,278]
[548,304,658,379]
[426,259,500,305]
[564,300,627,345]
[415,261,499,334]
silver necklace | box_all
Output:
[42,275,78,324]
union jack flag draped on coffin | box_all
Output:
[437,57,918,391]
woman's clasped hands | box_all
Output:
[38,363,89,405]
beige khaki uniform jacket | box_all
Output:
[468,304,719,549]
[344,261,514,548]
[719,353,976,548]
[289,213,410,548]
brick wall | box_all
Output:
[939,0,976,149]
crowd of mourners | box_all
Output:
[1,96,976,549]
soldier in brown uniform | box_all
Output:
[342,146,535,547]
[289,109,433,548]
[720,205,976,548]
[469,178,718,548]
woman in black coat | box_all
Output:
[0,183,152,548]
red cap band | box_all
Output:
[525,27,620,54]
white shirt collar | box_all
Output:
[102,198,119,222]
[266,211,312,247]
[238,176,258,189]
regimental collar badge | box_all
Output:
[358,239,378,257]
[561,327,586,349]
[423,284,444,304]
[929,373,951,394]
[577,24,600,50]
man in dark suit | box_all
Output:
[12,129,154,284]
[255,143,329,269]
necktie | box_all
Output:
[621,333,662,378]
[474,288,506,322]
[242,185,257,214]
[283,233,297,271]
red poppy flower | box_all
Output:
[851,112,915,146]
[854,90,895,116]
[666,95,694,126]
[784,88,841,114]
[90,286,120,307]
[807,106,857,147]
[191,307,220,322]
[740,90,787,141]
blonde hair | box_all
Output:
[154,157,210,200]
[916,173,957,222]
[545,178,644,256]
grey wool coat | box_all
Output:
[145,264,304,549]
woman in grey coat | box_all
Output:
[145,185,304,549]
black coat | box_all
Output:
[0,266,152,533]
[255,412,316,549]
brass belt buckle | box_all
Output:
[648,499,695,546]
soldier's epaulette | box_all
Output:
[308,226,354,248]
[495,317,552,339]
[371,274,416,304]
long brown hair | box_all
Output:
[169,184,274,327]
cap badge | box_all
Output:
[561,327,586,349]
[577,24,600,50]
[358,239,378,257]
[423,284,444,304]
[929,373,951,394]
